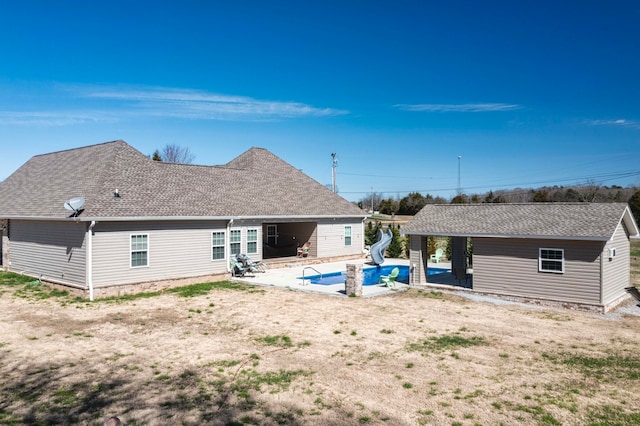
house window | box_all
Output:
[539,248,564,273]
[230,230,241,256]
[247,229,258,254]
[130,234,149,268]
[267,225,278,246]
[212,231,225,260]
[344,226,352,246]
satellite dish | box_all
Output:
[64,197,85,216]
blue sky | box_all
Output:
[1,0,639,202]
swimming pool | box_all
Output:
[299,265,449,286]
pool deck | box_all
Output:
[231,257,640,318]
[231,258,455,298]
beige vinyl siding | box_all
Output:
[8,220,86,286]
[602,223,631,305]
[316,219,364,258]
[473,237,604,305]
[409,235,428,284]
[231,220,263,259]
[91,220,227,287]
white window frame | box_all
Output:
[344,225,352,246]
[539,248,564,273]
[266,225,278,246]
[247,228,258,254]
[130,234,149,268]
[212,231,226,261]
[230,229,242,256]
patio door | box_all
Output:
[266,225,278,246]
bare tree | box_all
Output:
[577,179,602,202]
[359,192,385,212]
[160,144,195,164]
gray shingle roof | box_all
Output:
[0,140,364,219]
[403,203,639,240]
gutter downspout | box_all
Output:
[600,240,608,306]
[227,219,234,273]
[360,219,366,258]
[87,221,96,301]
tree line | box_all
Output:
[358,184,640,225]
[151,143,640,226]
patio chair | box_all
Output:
[297,241,311,257]
[247,255,268,272]
[237,253,268,273]
[430,248,443,263]
[230,257,253,277]
[379,267,399,289]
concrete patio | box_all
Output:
[230,257,463,297]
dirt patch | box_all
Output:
[2,280,640,425]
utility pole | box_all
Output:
[331,153,338,193]
[371,187,374,212]
[457,155,462,195]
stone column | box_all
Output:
[345,263,363,297]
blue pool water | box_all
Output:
[299,265,449,286]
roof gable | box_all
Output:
[0,141,364,219]
[403,203,640,241]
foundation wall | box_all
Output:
[37,272,231,299]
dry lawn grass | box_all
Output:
[2,251,640,425]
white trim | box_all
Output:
[87,221,96,300]
[266,225,278,246]
[247,228,259,255]
[130,233,149,268]
[211,230,226,261]
[3,214,367,222]
[620,206,640,238]
[403,231,609,242]
[344,225,352,246]
[539,247,564,273]
[229,228,242,256]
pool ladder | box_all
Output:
[301,267,322,286]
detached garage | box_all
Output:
[404,203,640,312]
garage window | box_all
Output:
[539,248,564,273]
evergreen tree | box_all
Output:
[629,190,640,226]
[364,221,381,247]
[398,192,427,215]
[532,189,550,202]
[451,194,467,204]
[378,198,398,215]
[484,190,495,203]
[386,225,404,258]
[564,188,580,201]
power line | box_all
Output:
[338,171,443,180]
[337,169,640,195]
